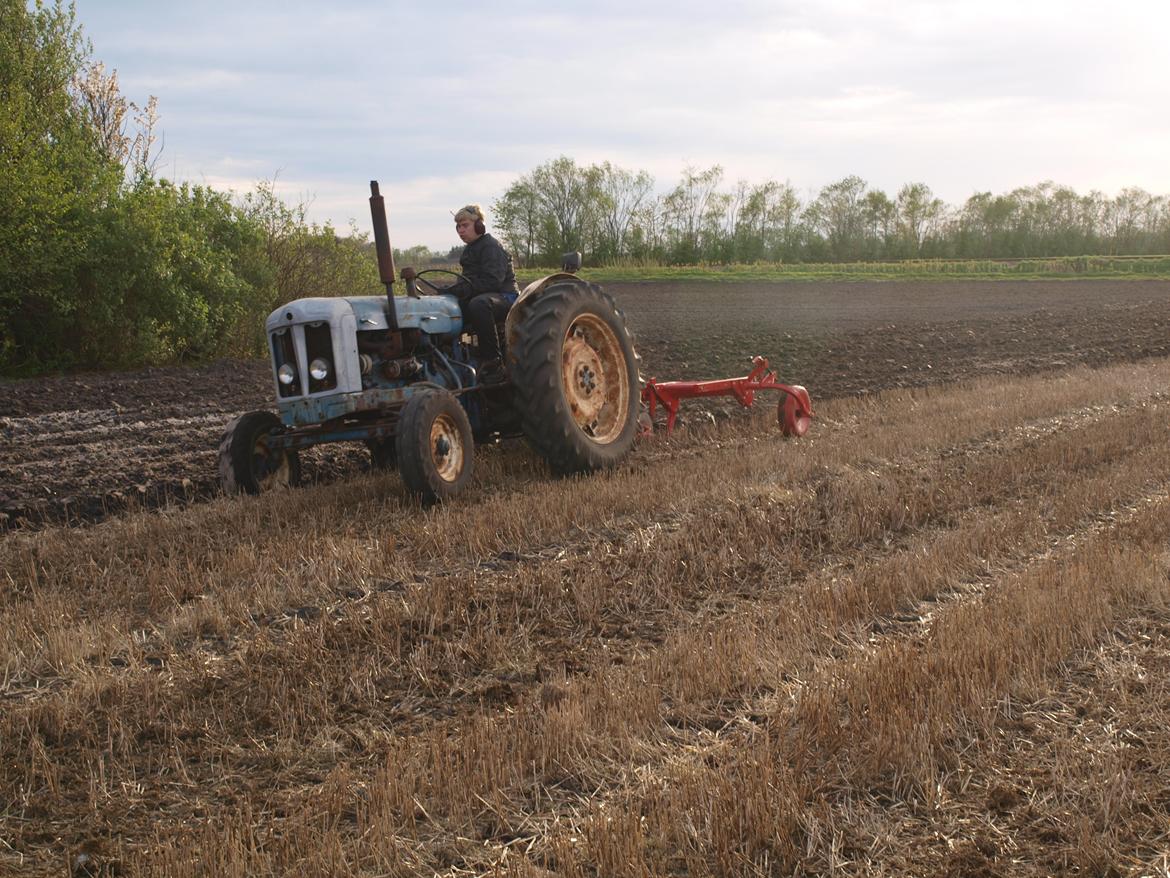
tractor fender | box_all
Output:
[504,272,585,354]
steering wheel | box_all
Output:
[413,268,464,295]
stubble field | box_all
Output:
[3,279,1170,876]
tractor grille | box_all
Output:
[271,322,338,398]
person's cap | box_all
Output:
[454,204,485,224]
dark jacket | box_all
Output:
[448,233,520,301]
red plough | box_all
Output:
[640,356,814,437]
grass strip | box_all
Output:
[517,255,1170,285]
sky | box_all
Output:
[74,0,1170,250]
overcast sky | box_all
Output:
[76,0,1170,249]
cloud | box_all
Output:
[194,168,523,248]
[75,0,1170,247]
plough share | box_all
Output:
[640,356,814,437]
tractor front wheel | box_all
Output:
[219,411,302,494]
[395,390,474,503]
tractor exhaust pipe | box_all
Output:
[369,181,399,330]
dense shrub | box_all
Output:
[0,0,121,372]
[76,180,275,367]
[0,1,381,376]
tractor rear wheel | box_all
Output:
[395,390,474,503]
[219,411,302,494]
[509,281,639,474]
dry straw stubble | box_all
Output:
[3,358,1170,875]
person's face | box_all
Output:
[456,218,480,244]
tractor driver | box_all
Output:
[447,204,520,384]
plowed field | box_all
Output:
[3,280,1170,876]
[4,279,1170,528]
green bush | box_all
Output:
[0,2,382,376]
[79,180,274,367]
[0,0,122,373]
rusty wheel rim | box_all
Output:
[560,314,629,444]
[429,413,465,483]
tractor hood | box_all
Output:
[348,295,462,335]
[266,295,463,337]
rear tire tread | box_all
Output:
[508,282,640,475]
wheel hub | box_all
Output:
[560,315,629,443]
[577,364,598,394]
[430,414,464,483]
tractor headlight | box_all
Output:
[278,363,296,385]
[309,358,331,381]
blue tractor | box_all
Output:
[218,181,641,503]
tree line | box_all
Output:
[1,1,382,376]
[493,158,1170,266]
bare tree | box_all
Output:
[804,175,868,260]
[72,61,161,178]
[73,61,129,164]
[896,182,944,255]
[594,162,654,261]
[531,156,600,258]
[1105,187,1156,254]
[128,94,161,178]
[862,189,896,255]
[662,165,723,261]
[493,174,542,265]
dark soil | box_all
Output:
[620,279,1170,395]
[4,279,1169,528]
